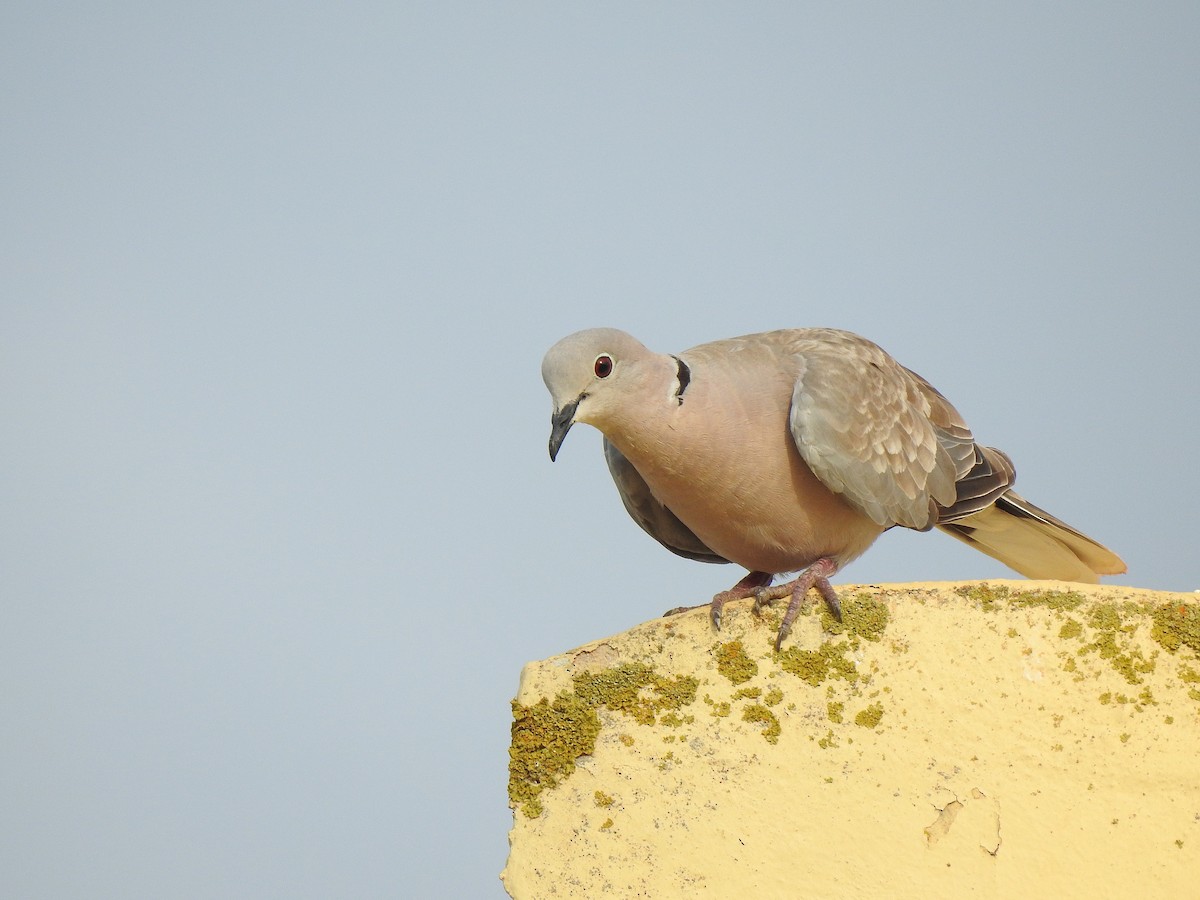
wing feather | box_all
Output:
[787,331,983,531]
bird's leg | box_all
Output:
[754,557,842,651]
[707,570,774,630]
[663,570,772,619]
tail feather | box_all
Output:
[937,490,1126,583]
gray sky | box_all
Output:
[2,3,1197,897]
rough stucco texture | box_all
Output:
[503,581,1200,899]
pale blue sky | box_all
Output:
[2,3,1197,897]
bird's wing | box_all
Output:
[784,329,977,531]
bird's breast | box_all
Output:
[609,388,882,574]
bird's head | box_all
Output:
[540,328,666,461]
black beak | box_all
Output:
[548,397,580,461]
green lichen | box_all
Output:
[778,641,858,687]
[1089,603,1122,632]
[1151,602,1200,656]
[742,704,781,744]
[1059,618,1083,640]
[600,818,614,831]
[572,663,698,727]
[594,790,614,807]
[510,661,699,818]
[827,701,844,724]
[955,582,1013,611]
[956,583,1086,613]
[763,686,784,707]
[823,593,890,644]
[714,640,759,685]
[508,692,602,818]
[733,686,762,700]
[1024,589,1088,612]
[1078,603,1157,685]
[816,728,839,749]
[960,585,1176,691]
[854,702,884,729]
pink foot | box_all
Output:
[708,570,774,629]
[752,558,842,651]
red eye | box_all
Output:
[594,355,613,378]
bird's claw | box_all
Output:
[773,622,792,653]
[824,594,843,623]
[751,587,775,616]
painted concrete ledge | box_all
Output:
[502,581,1200,899]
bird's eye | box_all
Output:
[594,355,613,378]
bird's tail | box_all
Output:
[937,490,1126,583]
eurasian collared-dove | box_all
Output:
[542,328,1126,649]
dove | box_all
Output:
[542,328,1126,649]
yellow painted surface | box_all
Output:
[503,581,1200,899]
